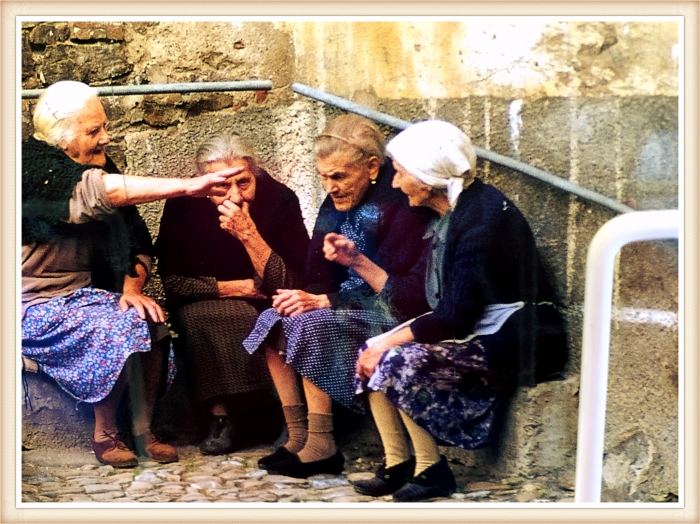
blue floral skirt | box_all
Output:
[22,287,153,403]
[243,307,397,411]
[355,337,512,450]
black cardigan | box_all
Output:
[408,178,559,344]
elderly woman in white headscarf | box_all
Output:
[340,120,566,501]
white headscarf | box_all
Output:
[386,120,476,207]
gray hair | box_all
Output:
[33,81,99,147]
[313,114,386,167]
[195,133,261,175]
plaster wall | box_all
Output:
[20,20,679,501]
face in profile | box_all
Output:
[203,157,257,207]
[61,96,110,167]
[391,159,431,207]
[316,151,379,212]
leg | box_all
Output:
[297,377,336,463]
[128,340,179,463]
[392,410,456,502]
[263,344,308,453]
[352,392,415,497]
[91,368,138,468]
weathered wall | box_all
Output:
[20,20,679,502]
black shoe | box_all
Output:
[266,449,345,479]
[199,415,236,455]
[392,456,456,502]
[353,457,415,496]
[258,446,295,469]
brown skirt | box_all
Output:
[173,298,272,402]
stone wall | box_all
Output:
[20,20,679,502]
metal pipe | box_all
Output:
[574,209,679,503]
[292,82,635,215]
[22,80,273,99]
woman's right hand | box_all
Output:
[217,279,267,299]
[323,233,361,267]
[187,166,245,198]
[272,289,331,317]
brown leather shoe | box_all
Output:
[91,433,138,468]
[134,431,178,463]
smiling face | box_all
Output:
[316,151,379,212]
[60,96,110,167]
[391,159,433,207]
[202,158,257,207]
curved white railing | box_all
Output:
[575,209,680,503]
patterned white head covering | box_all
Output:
[386,120,476,207]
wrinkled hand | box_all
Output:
[119,291,165,323]
[356,340,393,380]
[217,279,267,299]
[272,289,331,317]
[218,200,257,241]
[187,166,245,198]
[323,233,361,267]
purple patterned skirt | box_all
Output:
[22,287,153,403]
[355,337,512,450]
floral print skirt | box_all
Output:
[22,287,153,403]
[355,337,514,450]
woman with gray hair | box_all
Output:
[242,114,434,478]
[348,120,567,501]
[22,80,238,467]
[155,133,309,455]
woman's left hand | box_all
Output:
[356,340,392,380]
[272,289,331,317]
[119,291,165,323]
[218,200,257,241]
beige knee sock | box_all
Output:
[368,392,412,468]
[282,404,308,453]
[297,412,336,463]
[398,410,440,475]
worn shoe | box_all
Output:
[266,449,345,479]
[353,457,416,497]
[199,415,237,455]
[134,431,179,463]
[258,446,296,469]
[392,456,456,502]
[91,433,138,468]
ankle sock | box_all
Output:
[282,404,308,454]
[297,412,336,463]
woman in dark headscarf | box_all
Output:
[155,133,309,455]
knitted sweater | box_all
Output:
[407,178,558,344]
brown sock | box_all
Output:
[282,404,308,454]
[297,412,336,463]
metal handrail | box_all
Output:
[574,209,679,502]
[21,80,273,99]
[292,82,635,215]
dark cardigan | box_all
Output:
[154,169,309,308]
[404,178,566,381]
[304,160,435,322]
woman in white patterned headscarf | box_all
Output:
[347,120,567,502]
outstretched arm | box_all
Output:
[102,166,243,206]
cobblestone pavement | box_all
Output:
[22,444,576,504]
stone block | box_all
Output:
[29,23,70,45]
[40,43,132,85]
[70,22,125,42]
